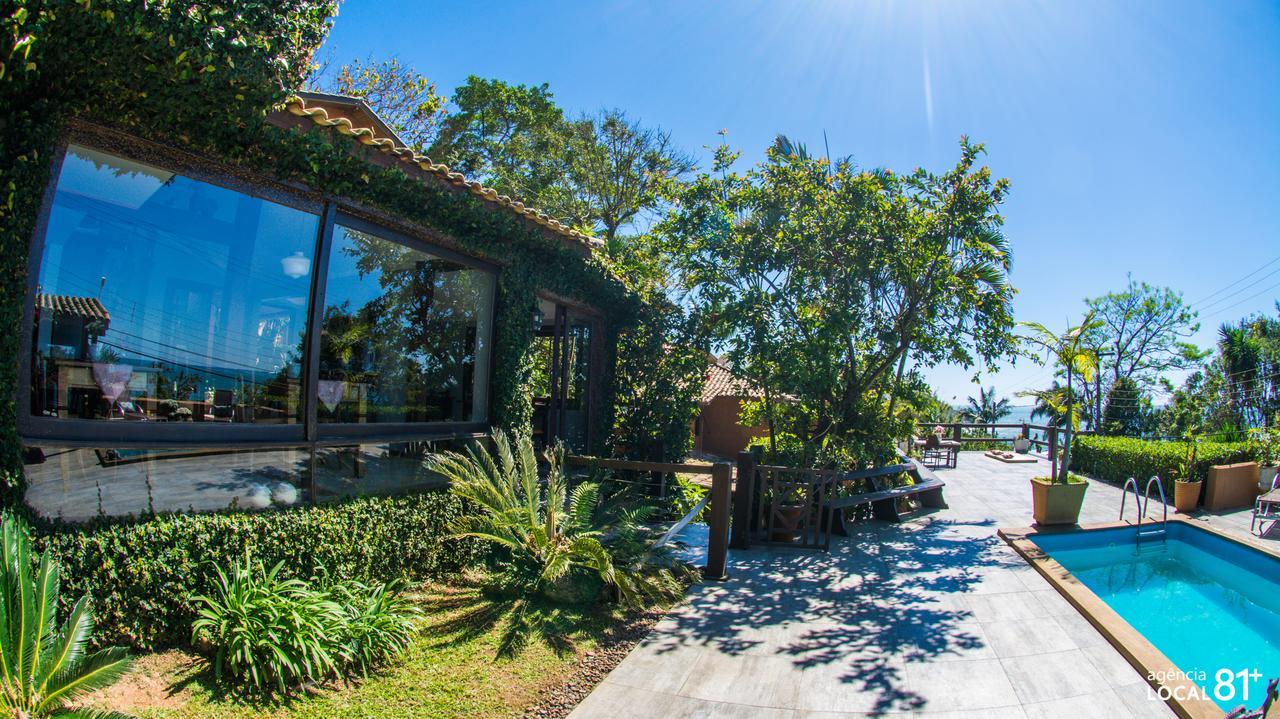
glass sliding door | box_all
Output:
[532,298,597,453]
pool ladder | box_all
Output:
[1120,476,1168,543]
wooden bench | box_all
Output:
[826,458,948,538]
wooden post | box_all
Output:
[1021,423,1029,439]
[730,451,756,549]
[952,424,962,445]
[704,463,732,580]
[1047,427,1058,482]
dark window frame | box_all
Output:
[313,211,498,441]
[18,130,497,449]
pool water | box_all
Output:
[1032,523,1280,710]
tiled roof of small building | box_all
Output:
[36,294,110,323]
[701,359,763,405]
[282,95,603,251]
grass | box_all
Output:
[79,579,642,719]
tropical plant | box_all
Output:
[192,557,347,694]
[963,386,1012,436]
[0,515,133,718]
[191,556,420,695]
[1175,434,1200,483]
[328,577,420,675]
[1017,314,1102,482]
[426,431,689,656]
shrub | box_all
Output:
[33,490,480,650]
[0,515,133,718]
[192,557,420,695]
[1071,435,1253,496]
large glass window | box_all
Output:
[30,145,319,427]
[316,222,495,425]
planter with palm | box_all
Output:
[1018,314,1102,525]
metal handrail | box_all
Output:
[1142,475,1168,539]
[1120,477,1142,528]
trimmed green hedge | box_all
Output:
[32,491,481,650]
[1070,435,1253,496]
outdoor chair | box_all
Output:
[922,433,959,469]
[1252,474,1280,537]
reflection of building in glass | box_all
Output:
[16,92,623,522]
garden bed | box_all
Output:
[78,580,667,719]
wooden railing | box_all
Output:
[914,422,1096,463]
[564,456,733,580]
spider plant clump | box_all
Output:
[191,557,420,695]
[0,514,134,718]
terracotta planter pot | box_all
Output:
[1031,478,1088,526]
[1173,479,1202,514]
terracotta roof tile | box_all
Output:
[701,359,762,405]
[36,294,110,323]
[283,96,604,252]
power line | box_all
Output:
[1189,255,1280,308]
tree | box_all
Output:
[1101,375,1148,436]
[1018,314,1102,482]
[1030,379,1078,429]
[964,386,1012,436]
[658,137,1017,466]
[427,76,572,220]
[1085,276,1204,389]
[316,56,447,152]
[562,110,695,243]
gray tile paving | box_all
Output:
[570,452,1264,719]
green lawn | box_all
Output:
[82,582,638,719]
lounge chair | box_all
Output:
[1252,475,1280,537]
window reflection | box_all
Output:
[312,441,449,501]
[22,445,309,521]
[317,223,494,424]
[30,146,318,426]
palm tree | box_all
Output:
[964,386,1012,436]
[1017,314,1102,482]
[0,515,134,718]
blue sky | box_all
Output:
[317,1,1280,407]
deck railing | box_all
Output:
[914,421,1095,461]
[564,455,732,580]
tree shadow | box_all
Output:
[642,515,1020,714]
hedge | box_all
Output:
[1070,435,1253,496]
[31,490,482,650]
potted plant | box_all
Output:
[1250,422,1279,492]
[1018,315,1101,526]
[1173,435,1201,514]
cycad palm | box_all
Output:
[0,516,133,718]
[426,432,685,655]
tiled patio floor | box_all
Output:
[570,452,1264,718]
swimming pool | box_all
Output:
[1029,522,1280,711]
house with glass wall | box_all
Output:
[15,94,628,522]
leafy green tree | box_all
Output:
[1085,276,1204,388]
[1101,375,1148,436]
[561,110,694,243]
[964,386,1012,436]
[428,76,571,217]
[1018,315,1102,481]
[657,137,1016,465]
[318,56,447,152]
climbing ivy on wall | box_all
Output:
[0,0,652,505]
